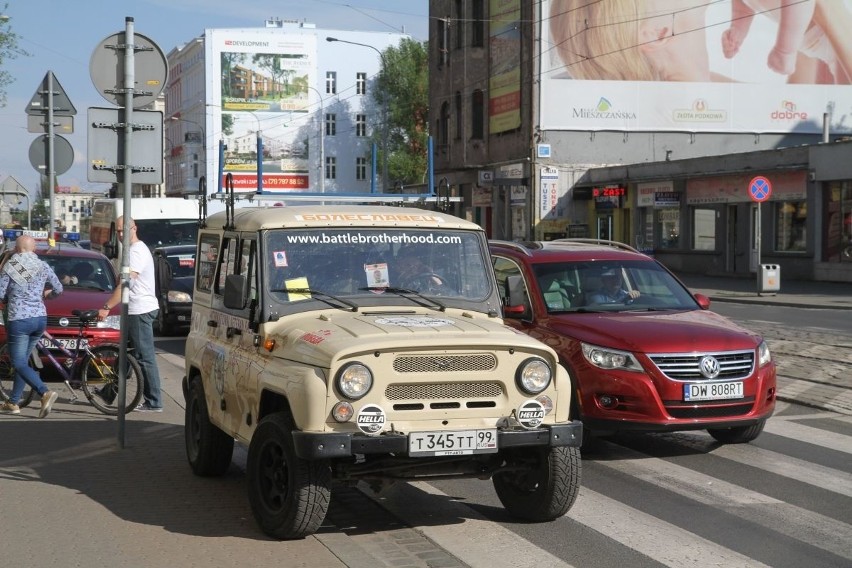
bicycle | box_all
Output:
[0,309,144,415]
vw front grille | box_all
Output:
[649,350,755,381]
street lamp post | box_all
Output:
[326,36,388,191]
[305,85,325,193]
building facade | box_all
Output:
[165,18,408,199]
[428,0,852,282]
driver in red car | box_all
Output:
[588,268,640,304]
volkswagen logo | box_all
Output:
[699,355,721,379]
[59,317,70,328]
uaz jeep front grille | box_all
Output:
[385,381,504,400]
[392,353,497,373]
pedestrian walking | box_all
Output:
[97,216,164,412]
[0,235,63,418]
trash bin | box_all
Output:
[757,264,780,294]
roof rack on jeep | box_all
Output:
[550,238,640,253]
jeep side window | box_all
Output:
[197,234,221,292]
[217,237,237,293]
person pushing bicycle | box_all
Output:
[0,235,63,418]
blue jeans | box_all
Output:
[127,310,162,408]
[7,316,49,404]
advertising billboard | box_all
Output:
[207,30,318,192]
[489,0,522,134]
[540,0,852,134]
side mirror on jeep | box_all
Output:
[223,274,247,309]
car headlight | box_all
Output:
[167,290,193,303]
[335,362,373,400]
[581,342,642,372]
[95,315,121,330]
[758,340,772,367]
[516,357,552,395]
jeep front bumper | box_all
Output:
[291,420,583,460]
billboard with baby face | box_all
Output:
[540,0,852,134]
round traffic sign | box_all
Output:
[90,31,168,109]
[749,176,772,203]
[28,134,74,175]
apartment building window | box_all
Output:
[454,91,462,140]
[454,0,465,49]
[326,71,337,95]
[471,89,484,139]
[439,102,450,148]
[325,113,336,136]
[356,72,367,95]
[356,114,367,137]
[325,156,337,180]
[437,17,448,68]
[356,157,367,181]
[471,0,484,47]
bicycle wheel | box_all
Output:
[80,345,144,416]
[0,344,36,408]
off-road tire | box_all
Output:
[246,412,331,539]
[185,377,234,476]
[493,444,581,521]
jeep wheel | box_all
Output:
[185,378,234,476]
[707,420,766,444]
[247,412,332,539]
[493,445,581,521]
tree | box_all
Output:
[0,4,28,107]
[373,38,429,188]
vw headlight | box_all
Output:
[758,340,772,367]
[336,362,373,400]
[581,342,642,372]
[516,357,552,395]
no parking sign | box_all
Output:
[749,176,772,202]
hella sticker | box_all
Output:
[516,399,545,429]
[356,404,386,435]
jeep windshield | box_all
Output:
[263,228,492,308]
[533,260,699,313]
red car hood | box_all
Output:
[48,287,113,316]
[548,309,763,353]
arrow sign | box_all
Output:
[26,71,77,117]
[748,176,772,203]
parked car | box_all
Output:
[0,240,121,380]
[489,239,777,446]
[152,244,195,335]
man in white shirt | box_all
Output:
[97,216,163,412]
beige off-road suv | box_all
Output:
[183,202,582,539]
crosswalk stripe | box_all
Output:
[364,480,575,568]
[595,441,852,559]
[572,488,772,568]
[763,418,852,453]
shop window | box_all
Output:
[825,181,852,262]
[775,200,807,252]
[657,208,680,249]
[691,208,715,251]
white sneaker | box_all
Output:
[38,391,58,418]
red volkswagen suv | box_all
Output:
[490,239,776,446]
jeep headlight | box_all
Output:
[336,362,373,400]
[516,357,552,395]
[581,342,642,372]
[758,340,772,367]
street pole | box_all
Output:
[306,86,325,193]
[326,37,388,191]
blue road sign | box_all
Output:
[749,176,772,202]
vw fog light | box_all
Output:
[336,362,373,400]
[516,357,552,395]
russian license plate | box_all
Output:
[39,337,84,350]
[684,381,744,402]
[409,429,498,457]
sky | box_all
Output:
[0,0,428,201]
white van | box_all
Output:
[90,198,200,266]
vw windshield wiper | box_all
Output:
[269,288,359,312]
[361,286,447,312]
